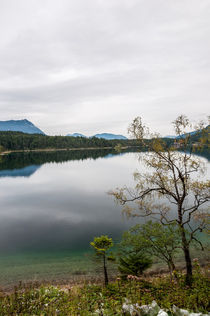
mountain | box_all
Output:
[164,135,176,139]
[165,125,209,141]
[177,130,198,139]
[66,132,128,140]
[92,133,127,140]
[66,133,86,137]
[0,119,45,134]
[165,130,201,139]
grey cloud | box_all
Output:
[0,0,209,135]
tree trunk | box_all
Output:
[171,261,176,274]
[168,264,173,281]
[181,228,192,286]
[168,259,177,281]
[103,254,109,286]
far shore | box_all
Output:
[0,146,134,156]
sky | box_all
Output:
[0,0,209,136]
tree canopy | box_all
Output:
[0,131,141,152]
[111,115,210,285]
[120,221,181,276]
[90,235,113,286]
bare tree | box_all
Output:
[110,115,210,285]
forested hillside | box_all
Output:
[0,129,208,153]
[0,131,141,151]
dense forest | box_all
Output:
[0,131,143,151]
[0,130,208,161]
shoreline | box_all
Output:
[0,146,134,156]
[1,262,209,294]
[0,266,182,293]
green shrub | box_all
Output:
[118,252,152,279]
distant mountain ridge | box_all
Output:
[165,126,209,140]
[66,133,87,137]
[164,135,176,139]
[93,133,127,140]
[0,119,45,135]
[66,132,127,140]
[0,119,127,139]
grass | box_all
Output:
[0,265,209,315]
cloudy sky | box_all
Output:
[0,0,209,136]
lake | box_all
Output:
[0,149,209,286]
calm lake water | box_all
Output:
[0,149,209,286]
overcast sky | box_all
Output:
[0,0,209,136]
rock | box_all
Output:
[138,300,160,316]
[122,302,135,314]
[122,299,140,315]
[157,309,168,316]
[172,305,198,316]
[173,305,210,316]
[173,305,190,316]
[122,301,209,316]
[179,309,190,316]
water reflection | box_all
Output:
[0,150,141,255]
[0,165,40,178]
[0,149,135,178]
[0,149,209,284]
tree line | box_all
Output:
[0,131,146,152]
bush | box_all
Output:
[118,252,152,279]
